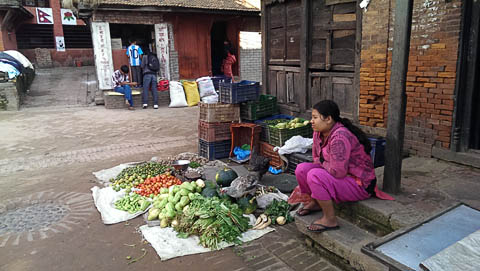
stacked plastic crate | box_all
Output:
[198,102,240,160]
[217,80,263,162]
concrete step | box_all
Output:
[295,212,389,271]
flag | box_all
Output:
[37,8,53,24]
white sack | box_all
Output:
[169,81,188,107]
[273,135,313,155]
[140,214,274,261]
[196,77,216,98]
[201,93,218,104]
[91,186,149,224]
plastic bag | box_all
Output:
[182,80,200,107]
[234,146,250,160]
[268,166,282,175]
[169,81,188,107]
[196,77,216,98]
[256,191,289,209]
[273,135,313,155]
[287,185,311,206]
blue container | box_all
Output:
[211,76,231,91]
[369,137,386,168]
[219,80,260,104]
[198,139,231,161]
[254,114,294,142]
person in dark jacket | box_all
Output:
[140,51,159,109]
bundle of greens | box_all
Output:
[173,196,250,250]
[264,199,294,225]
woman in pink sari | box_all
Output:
[295,100,377,232]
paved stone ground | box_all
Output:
[0,67,339,271]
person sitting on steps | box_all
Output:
[295,100,377,233]
[112,65,138,110]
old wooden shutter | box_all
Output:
[309,0,356,71]
[309,72,355,119]
[267,0,301,65]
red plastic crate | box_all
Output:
[198,120,237,142]
[260,141,283,168]
[229,123,261,160]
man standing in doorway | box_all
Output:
[126,39,143,87]
[141,50,160,109]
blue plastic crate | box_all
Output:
[198,139,231,161]
[211,76,231,91]
[369,137,386,168]
[286,150,313,174]
[254,114,294,142]
[219,80,260,104]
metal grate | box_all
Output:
[16,24,54,49]
[63,25,93,48]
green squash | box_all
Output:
[215,168,238,187]
[237,196,258,215]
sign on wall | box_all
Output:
[36,8,53,24]
[61,9,77,25]
[56,36,65,51]
[91,22,114,90]
[154,23,170,80]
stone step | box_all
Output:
[103,89,170,109]
[295,212,389,271]
[335,198,406,236]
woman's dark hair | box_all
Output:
[120,65,129,73]
[313,100,372,154]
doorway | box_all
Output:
[453,1,480,151]
[211,22,227,76]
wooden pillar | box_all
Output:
[383,0,414,194]
[261,0,268,94]
[299,0,309,112]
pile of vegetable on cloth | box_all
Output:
[91,153,294,261]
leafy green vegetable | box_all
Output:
[264,119,291,125]
[174,196,250,249]
[264,199,293,225]
[188,161,202,168]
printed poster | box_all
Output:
[56,36,65,52]
[36,8,53,24]
[91,22,114,90]
[154,23,170,80]
[61,9,77,25]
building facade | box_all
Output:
[0,0,94,67]
[262,0,479,166]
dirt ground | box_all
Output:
[0,67,337,271]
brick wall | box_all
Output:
[92,11,164,25]
[359,0,461,157]
[20,49,94,67]
[240,48,262,82]
[239,31,262,83]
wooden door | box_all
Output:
[309,72,355,119]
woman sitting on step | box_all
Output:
[295,100,377,233]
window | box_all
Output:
[22,0,49,7]
[16,24,54,49]
[63,25,93,48]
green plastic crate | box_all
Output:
[240,95,278,121]
[268,124,313,147]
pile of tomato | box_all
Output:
[134,173,182,197]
